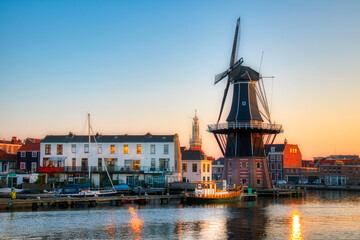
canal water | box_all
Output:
[1,191,360,239]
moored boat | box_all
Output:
[184,180,245,203]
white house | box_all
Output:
[181,147,212,182]
[39,133,181,188]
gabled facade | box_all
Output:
[17,142,41,173]
[212,157,225,181]
[181,147,212,182]
[266,139,302,183]
[0,137,22,154]
[39,133,181,188]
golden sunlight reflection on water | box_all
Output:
[129,206,143,240]
[290,210,303,240]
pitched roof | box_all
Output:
[41,134,175,143]
[19,143,40,151]
[213,157,225,165]
[0,153,17,162]
[265,144,286,152]
[182,149,206,160]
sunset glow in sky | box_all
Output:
[1,0,360,159]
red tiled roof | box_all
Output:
[0,153,17,161]
[19,143,40,151]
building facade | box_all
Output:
[181,148,212,182]
[0,137,22,154]
[266,140,302,183]
[39,133,181,188]
[17,141,41,173]
[212,158,224,181]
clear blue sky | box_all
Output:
[1,0,360,159]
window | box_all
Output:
[84,144,89,153]
[71,144,76,153]
[150,144,156,154]
[203,177,206,181]
[270,155,275,161]
[257,163,261,169]
[277,155,281,161]
[202,164,206,173]
[277,163,282,170]
[151,158,156,167]
[32,151,37,157]
[229,162,232,169]
[97,144,102,154]
[110,145,115,154]
[124,159,139,170]
[72,158,76,167]
[277,173,282,180]
[20,162,26,170]
[207,164,210,172]
[192,163,197,172]
[57,144,63,155]
[271,147,275,152]
[45,144,51,155]
[272,172,276,180]
[105,158,118,170]
[31,162,37,172]
[294,149,297,153]
[159,158,169,170]
[98,158,102,168]
[207,177,210,181]
[257,179,261,185]
[123,144,128,154]
[182,163,187,172]
[242,178,247,184]
[137,144,141,154]
[242,162,247,168]
[271,163,275,170]
[21,151,26,157]
[164,144,169,154]
[81,158,88,170]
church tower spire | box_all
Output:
[189,110,202,149]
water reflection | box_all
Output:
[106,212,116,240]
[128,206,143,240]
[290,210,303,240]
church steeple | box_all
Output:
[189,110,202,149]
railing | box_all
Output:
[185,187,244,199]
[38,167,65,173]
[60,166,174,173]
[207,121,282,132]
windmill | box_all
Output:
[208,18,282,189]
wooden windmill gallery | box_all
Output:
[208,18,283,189]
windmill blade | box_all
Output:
[214,69,229,85]
[230,18,240,66]
[217,77,231,124]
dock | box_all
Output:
[0,194,184,211]
[257,189,305,197]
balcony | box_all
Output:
[208,121,283,133]
[37,166,174,174]
[38,167,65,173]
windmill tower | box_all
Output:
[208,18,282,189]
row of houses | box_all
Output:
[0,113,216,188]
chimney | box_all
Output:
[11,136,17,144]
[284,138,288,145]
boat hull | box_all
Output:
[184,192,243,204]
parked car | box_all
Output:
[276,180,287,184]
[298,179,308,184]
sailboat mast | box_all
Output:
[88,113,91,188]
